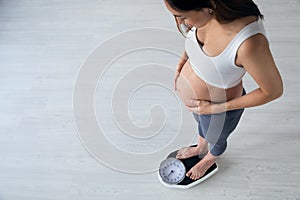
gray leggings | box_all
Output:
[193,89,246,156]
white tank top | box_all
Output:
[185,19,267,89]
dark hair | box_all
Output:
[166,0,264,35]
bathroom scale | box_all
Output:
[158,145,218,189]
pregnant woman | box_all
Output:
[164,0,283,180]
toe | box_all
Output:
[186,170,192,178]
[176,149,184,158]
[189,171,195,180]
[191,174,197,180]
[191,174,195,180]
[176,154,183,159]
[190,175,194,180]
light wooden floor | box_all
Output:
[1,0,300,199]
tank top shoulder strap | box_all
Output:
[226,19,267,56]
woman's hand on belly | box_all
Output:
[185,99,226,115]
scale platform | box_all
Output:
[158,145,218,189]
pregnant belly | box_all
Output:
[176,60,243,104]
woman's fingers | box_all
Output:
[174,71,180,91]
[185,99,201,107]
[185,100,213,114]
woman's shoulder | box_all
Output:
[240,33,268,54]
[237,16,268,51]
[236,28,269,67]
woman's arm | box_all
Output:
[174,51,189,90]
[185,34,283,114]
[176,51,188,72]
[225,34,283,111]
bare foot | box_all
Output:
[176,137,208,159]
[176,146,208,159]
[186,153,216,180]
